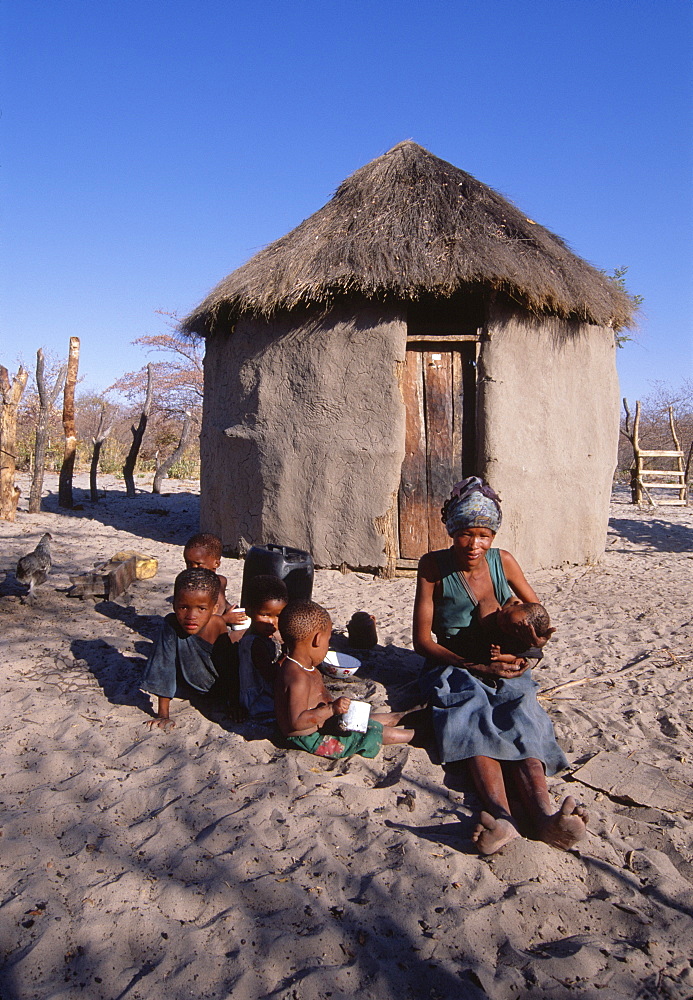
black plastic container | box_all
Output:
[347,612,378,649]
[241,544,314,606]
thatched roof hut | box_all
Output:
[185,142,634,574]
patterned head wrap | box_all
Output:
[441,477,502,536]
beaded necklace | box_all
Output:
[285,655,315,672]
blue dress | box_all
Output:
[420,548,568,774]
[141,614,227,699]
[238,632,280,722]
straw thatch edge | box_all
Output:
[182,142,636,337]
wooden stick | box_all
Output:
[538,652,652,699]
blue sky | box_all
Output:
[2,0,691,404]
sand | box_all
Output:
[1,473,692,1000]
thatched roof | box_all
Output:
[182,141,634,335]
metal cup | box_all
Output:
[339,699,371,733]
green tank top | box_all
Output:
[432,547,512,639]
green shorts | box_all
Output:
[285,720,384,759]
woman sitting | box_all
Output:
[412,477,588,855]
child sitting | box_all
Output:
[141,568,230,729]
[274,599,414,759]
[235,575,289,723]
[183,532,246,627]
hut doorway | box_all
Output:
[398,341,478,561]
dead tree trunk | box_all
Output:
[90,403,115,502]
[152,410,193,494]
[123,363,153,498]
[0,365,29,521]
[621,398,642,503]
[29,349,66,513]
[58,337,80,509]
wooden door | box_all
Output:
[398,346,476,560]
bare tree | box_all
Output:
[123,363,153,497]
[0,364,29,521]
[58,337,80,508]
[90,403,116,502]
[29,349,66,513]
[109,325,204,417]
[152,410,194,494]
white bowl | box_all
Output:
[319,650,361,679]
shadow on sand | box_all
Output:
[609,514,693,553]
[37,486,200,545]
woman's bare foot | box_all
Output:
[471,811,521,855]
[537,796,588,850]
[145,717,176,731]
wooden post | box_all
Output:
[90,403,115,502]
[58,336,80,508]
[152,410,193,494]
[123,363,153,498]
[621,398,642,504]
[622,398,686,506]
[668,406,687,503]
[631,401,642,503]
[0,364,29,521]
[29,349,66,513]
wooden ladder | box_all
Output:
[623,401,687,506]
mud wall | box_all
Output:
[477,306,620,572]
[200,305,407,568]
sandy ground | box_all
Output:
[1,473,692,1000]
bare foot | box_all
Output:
[373,710,412,726]
[381,725,415,745]
[537,796,588,850]
[144,717,176,731]
[471,811,521,855]
[228,706,249,723]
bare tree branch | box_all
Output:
[152,410,194,494]
[58,337,80,508]
[123,363,153,497]
[0,364,29,521]
[90,402,116,502]
[29,348,66,513]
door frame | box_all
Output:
[397,334,479,569]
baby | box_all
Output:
[482,601,555,670]
[274,599,414,759]
[234,575,289,723]
[183,532,246,627]
[141,568,231,729]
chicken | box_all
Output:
[16,532,52,602]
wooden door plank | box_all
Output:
[399,352,429,559]
[460,342,478,476]
[451,351,464,487]
[424,351,455,551]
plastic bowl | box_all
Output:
[319,650,361,679]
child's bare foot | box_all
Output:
[381,725,414,745]
[472,811,521,855]
[537,796,588,850]
[373,710,412,727]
